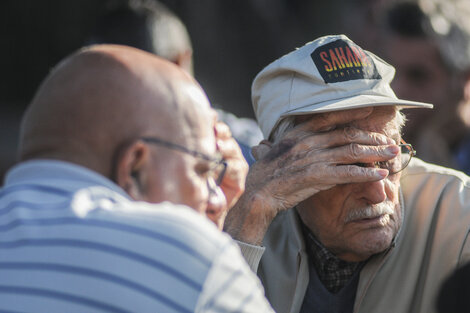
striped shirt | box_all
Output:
[0,160,274,313]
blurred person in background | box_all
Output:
[87,0,263,164]
[379,0,470,173]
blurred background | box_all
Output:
[2,0,470,183]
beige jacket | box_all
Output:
[239,158,470,313]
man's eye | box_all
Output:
[195,163,211,179]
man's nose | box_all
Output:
[205,179,228,230]
[354,179,387,205]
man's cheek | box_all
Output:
[385,174,400,193]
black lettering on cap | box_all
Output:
[311,39,381,84]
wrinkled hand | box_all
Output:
[224,108,399,244]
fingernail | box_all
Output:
[386,145,399,156]
[376,169,388,178]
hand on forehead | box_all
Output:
[292,106,400,141]
[294,107,372,129]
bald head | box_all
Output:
[20,44,213,177]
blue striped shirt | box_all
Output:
[0,160,274,313]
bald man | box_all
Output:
[0,45,273,312]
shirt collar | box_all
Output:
[301,222,364,293]
[4,159,131,200]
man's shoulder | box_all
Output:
[399,157,470,237]
[0,181,241,312]
[401,157,470,188]
[81,196,235,257]
[1,159,239,269]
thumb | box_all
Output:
[251,140,273,160]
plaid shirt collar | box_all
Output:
[302,223,365,294]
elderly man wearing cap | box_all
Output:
[224,35,470,313]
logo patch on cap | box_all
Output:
[311,39,381,84]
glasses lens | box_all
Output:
[387,144,413,175]
[360,143,414,175]
[400,144,413,171]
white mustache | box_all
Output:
[344,202,395,223]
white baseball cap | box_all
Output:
[252,34,433,139]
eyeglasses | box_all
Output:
[140,136,227,185]
[357,139,415,175]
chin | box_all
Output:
[348,227,396,261]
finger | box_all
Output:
[273,143,397,179]
[330,143,399,164]
[323,164,389,182]
[283,160,389,188]
[217,138,248,182]
[223,158,248,183]
[258,162,388,208]
[293,143,398,168]
[290,127,395,154]
[216,136,248,209]
[217,137,242,157]
[284,107,374,140]
[251,140,272,160]
[214,121,232,139]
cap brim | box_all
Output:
[280,94,433,118]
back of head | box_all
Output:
[88,0,193,73]
[19,44,210,177]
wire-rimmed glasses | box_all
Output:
[355,139,415,175]
[140,136,227,185]
[376,139,416,175]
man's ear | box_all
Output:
[115,141,150,200]
[174,50,193,75]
